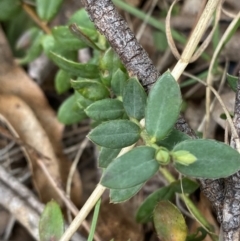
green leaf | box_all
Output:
[68,9,96,30]
[88,120,140,149]
[58,95,87,125]
[173,139,240,178]
[111,69,128,97]
[18,30,43,65]
[186,227,207,241]
[123,77,147,120]
[227,73,238,92]
[50,52,99,78]
[36,0,63,21]
[100,48,124,87]
[55,69,71,94]
[75,91,93,109]
[69,23,102,50]
[110,183,143,203]
[145,71,182,142]
[71,79,109,101]
[41,35,76,59]
[85,99,125,121]
[157,129,190,150]
[0,0,21,21]
[136,186,174,223]
[39,200,64,241]
[98,147,121,168]
[52,26,89,50]
[153,201,188,241]
[101,146,159,188]
[170,177,199,194]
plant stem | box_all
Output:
[59,144,135,241]
[22,2,51,34]
[171,0,221,81]
[160,168,218,241]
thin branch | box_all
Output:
[22,2,51,34]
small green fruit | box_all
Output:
[172,150,197,166]
[156,149,170,165]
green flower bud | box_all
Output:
[156,149,170,165]
[172,150,197,166]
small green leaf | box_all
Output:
[145,71,182,142]
[173,139,240,178]
[0,0,21,21]
[41,35,76,59]
[50,52,99,78]
[101,146,159,189]
[123,77,147,120]
[68,9,96,30]
[58,95,87,125]
[36,0,63,21]
[227,73,238,92]
[136,186,174,223]
[69,23,102,50]
[111,69,128,97]
[186,227,207,241]
[153,201,188,241]
[55,69,71,94]
[110,183,143,203]
[98,147,121,168]
[156,149,170,165]
[85,99,125,121]
[18,30,43,65]
[100,48,124,87]
[75,91,93,109]
[39,200,64,241]
[170,177,199,194]
[172,150,197,166]
[71,79,109,101]
[157,129,190,150]
[52,26,89,50]
[88,120,140,149]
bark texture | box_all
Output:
[222,74,240,241]
[81,0,224,224]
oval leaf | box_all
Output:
[85,99,125,121]
[100,48,124,87]
[110,183,143,203]
[136,186,174,223]
[36,0,63,21]
[55,69,71,94]
[111,69,128,97]
[50,52,99,78]
[145,71,182,142]
[173,139,240,178]
[58,95,87,125]
[153,201,188,241]
[88,120,140,149]
[123,77,147,120]
[52,26,89,50]
[227,73,238,92]
[98,147,121,168]
[101,146,159,188]
[68,9,96,30]
[71,79,109,101]
[157,129,190,150]
[39,201,64,241]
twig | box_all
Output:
[66,138,89,222]
[205,11,240,138]
[59,144,135,241]
[0,165,44,240]
[22,2,51,34]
